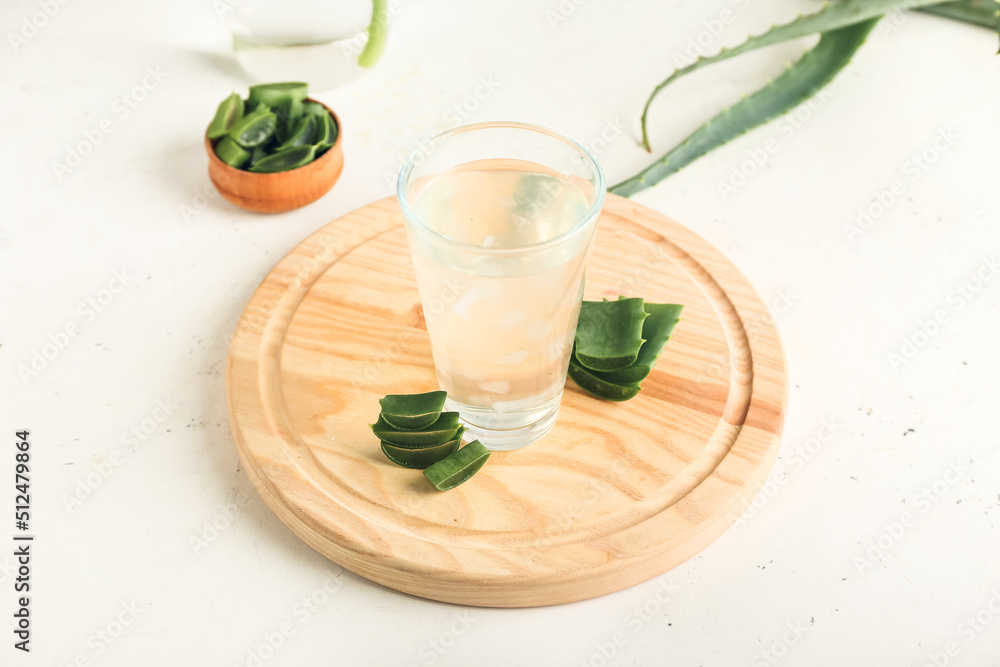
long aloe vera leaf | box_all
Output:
[638,0,952,151]
[919,0,999,28]
[611,19,878,198]
[920,0,1000,51]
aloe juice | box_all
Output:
[408,162,595,433]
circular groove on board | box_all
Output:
[226,194,788,607]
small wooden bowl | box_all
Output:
[205,100,344,213]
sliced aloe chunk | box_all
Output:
[574,297,649,372]
[594,303,683,384]
[423,440,491,492]
[248,145,316,173]
[278,115,316,150]
[317,114,339,156]
[568,357,642,402]
[214,135,250,168]
[302,101,328,117]
[379,390,447,430]
[207,92,244,139]
[247,146,268,168]
[381,434,462,469]
[370,412,461,449]
[229,107,277,148]
[312,112,332,147]
[274,97,304,143]
[247,82,308,109]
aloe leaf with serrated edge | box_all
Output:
[919,0,1000,50]
[611,18,878,198]
[637,0,953,152]
[919,0,999,28]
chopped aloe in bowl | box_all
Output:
[206,82,339,174]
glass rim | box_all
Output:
[396,121,606,255]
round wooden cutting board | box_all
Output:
[226,194,788,607]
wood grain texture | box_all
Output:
[205,100,344,213]
[225,194,788,607]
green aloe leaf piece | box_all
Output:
[359,0,389,68]
[574,297,649,372]
[593,303,683,384]
[248,146,268,168]
[611,18,879,197]
[278,115,317,150]
[316,113,339,155]
[636,0,950,153]
[920,0,999,28]
[214,135,250,168]
[247,82,308,109]
[370,412,462,449]
[379,390,448,430]
[423,440,491,491]
[568,359,642,402]
[302,101,328,117]
[920,0,1000,50]
[247,145,316,173]
[312,111,333,147]
[381,435,461,469]
[274,97,304,143]
[229,106,277,148]
[207,92,244,139]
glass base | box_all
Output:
[448,397,561,451]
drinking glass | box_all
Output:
[397,122,605,450]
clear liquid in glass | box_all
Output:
[409,162,594,439]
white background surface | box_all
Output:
[2,0,1000,665]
